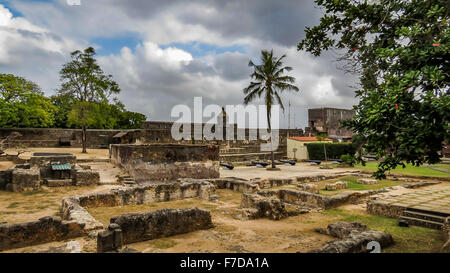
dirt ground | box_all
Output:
[220,163,355,180]
[0,161,14,171]
[88,189,337,253]
[3,147,110,160]
[0,185,120,224]
[1,157,449,253]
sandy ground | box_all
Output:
[220,163,355,180]
[0,161,14,171]
[4,147,110,160]
[79,162,122,184]
[0,185,120,224]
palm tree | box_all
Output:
[243,49,299,169]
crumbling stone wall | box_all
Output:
[366,200,407,218]
[30,154,76,180]
[207,177,258,193]
[110,144,220,181]
[9,167,40,192]
[310,222,394,253]
[240,193,289,220]
[110,208,213,244]
[0,128,133,148]
[74,169,100,186]
[325,181,348,191]
[0,169,12,190]
[0,216,86,251]
[258,188,387,210]
[97,223,123,253]
[61,180,216,231]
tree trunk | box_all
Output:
[82,125,87,153]
[323,143,327,163]
[267,110,275,169]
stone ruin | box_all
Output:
[110,144,219,182]
[324,181,348,191]
[310,222,394,253]
[0,216,86,251]
[0,153,100,192]
[97,208,213,252]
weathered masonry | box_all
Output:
[110,144,220,181]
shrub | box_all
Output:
[340,154,356,166]
[305,143,356,161]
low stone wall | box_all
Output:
[0,216,86,251]
[0,128,133,148]
[0,169,12,190]
[61,197,105,231]
[110,144,220,181]
[325,181,348,191]
[207,177,258,193]
[9,167,40,192]
[30,154,76,180]
[61,180,216,231]
[74,169,100,186]
[258,188,388,210]
[110,208,213,244]
[297,183,319,194]
[240,193,289,220]
[366,200,408,218]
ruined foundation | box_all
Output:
[0,216,86,251]
[110,208,213,244]
[61,180,216,231]
[310,222,394,253]
[110,144,220,182]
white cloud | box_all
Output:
[0,1,359,129]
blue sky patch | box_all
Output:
[1,0,24,17]
[90,35,141,56]
[160,42,247,58]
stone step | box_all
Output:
[402,210,447,223]
[399,216,444,230]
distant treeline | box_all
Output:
[0,73,146,129]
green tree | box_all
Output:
[50,94,75,128]
[58,47,120,153]
[243,49,299,169]
[0,74,56,128]
[298,0,449,178]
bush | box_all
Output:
[305,143,356,161]
[340,154,356,166]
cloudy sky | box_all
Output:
[0,0,358,129]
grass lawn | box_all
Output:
[317,176,404,196]
[354,162,450,178]
[323,208,448,253]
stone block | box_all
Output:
[97,223,123,253]
[325,181,348,191]
[110,208,213,244]
[297,183,319,194]
[240,193,288,220]
[75,169,100,186]
[356,178,378,185]
[11,167,40,192]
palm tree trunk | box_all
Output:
[82,125,87,153]
[267,110,275,169]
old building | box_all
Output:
[304,107,354,141]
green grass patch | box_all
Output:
[22,190,47,196]
[323,208,448,253]
[354,162,450,178]
[150,239,177,249]
[6,202,20,209]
